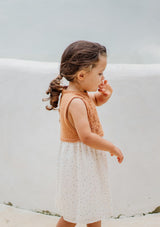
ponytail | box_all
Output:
[42,74,67,110]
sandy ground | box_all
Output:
[0,204,160,227]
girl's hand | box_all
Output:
[110,146,124,164]
[98,80,113,97]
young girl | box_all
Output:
[43,40,124,227]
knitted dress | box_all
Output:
[54,88,113,224]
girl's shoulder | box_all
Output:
[60,89,89,104]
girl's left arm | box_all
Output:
[94,80,113,106]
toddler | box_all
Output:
[43,40,124,227]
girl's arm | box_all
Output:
[68,97,124,163]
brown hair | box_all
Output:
[42,40,107,110]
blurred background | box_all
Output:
[0,0,160,63]
[0,0,160,219]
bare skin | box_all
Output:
[56,216,76,227]
[56,216,101,227]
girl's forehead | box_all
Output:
[96,57,107,70]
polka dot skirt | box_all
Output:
[54,141,113,224]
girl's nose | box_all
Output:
[101,75,105,81]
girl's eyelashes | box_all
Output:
[99,73,103,76]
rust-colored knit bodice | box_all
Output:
[59,88,104,142]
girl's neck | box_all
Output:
[66,82,87,93]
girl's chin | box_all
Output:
[89,87,98,92]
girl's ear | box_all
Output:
[76,70,86,81]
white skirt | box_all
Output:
[54,141,113,224]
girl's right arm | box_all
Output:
[68,98,124,164]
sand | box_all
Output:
[0,204,160,227]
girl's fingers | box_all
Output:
[99,80,107,87]
[98,88,109,96]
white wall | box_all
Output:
[0,59,160,217]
